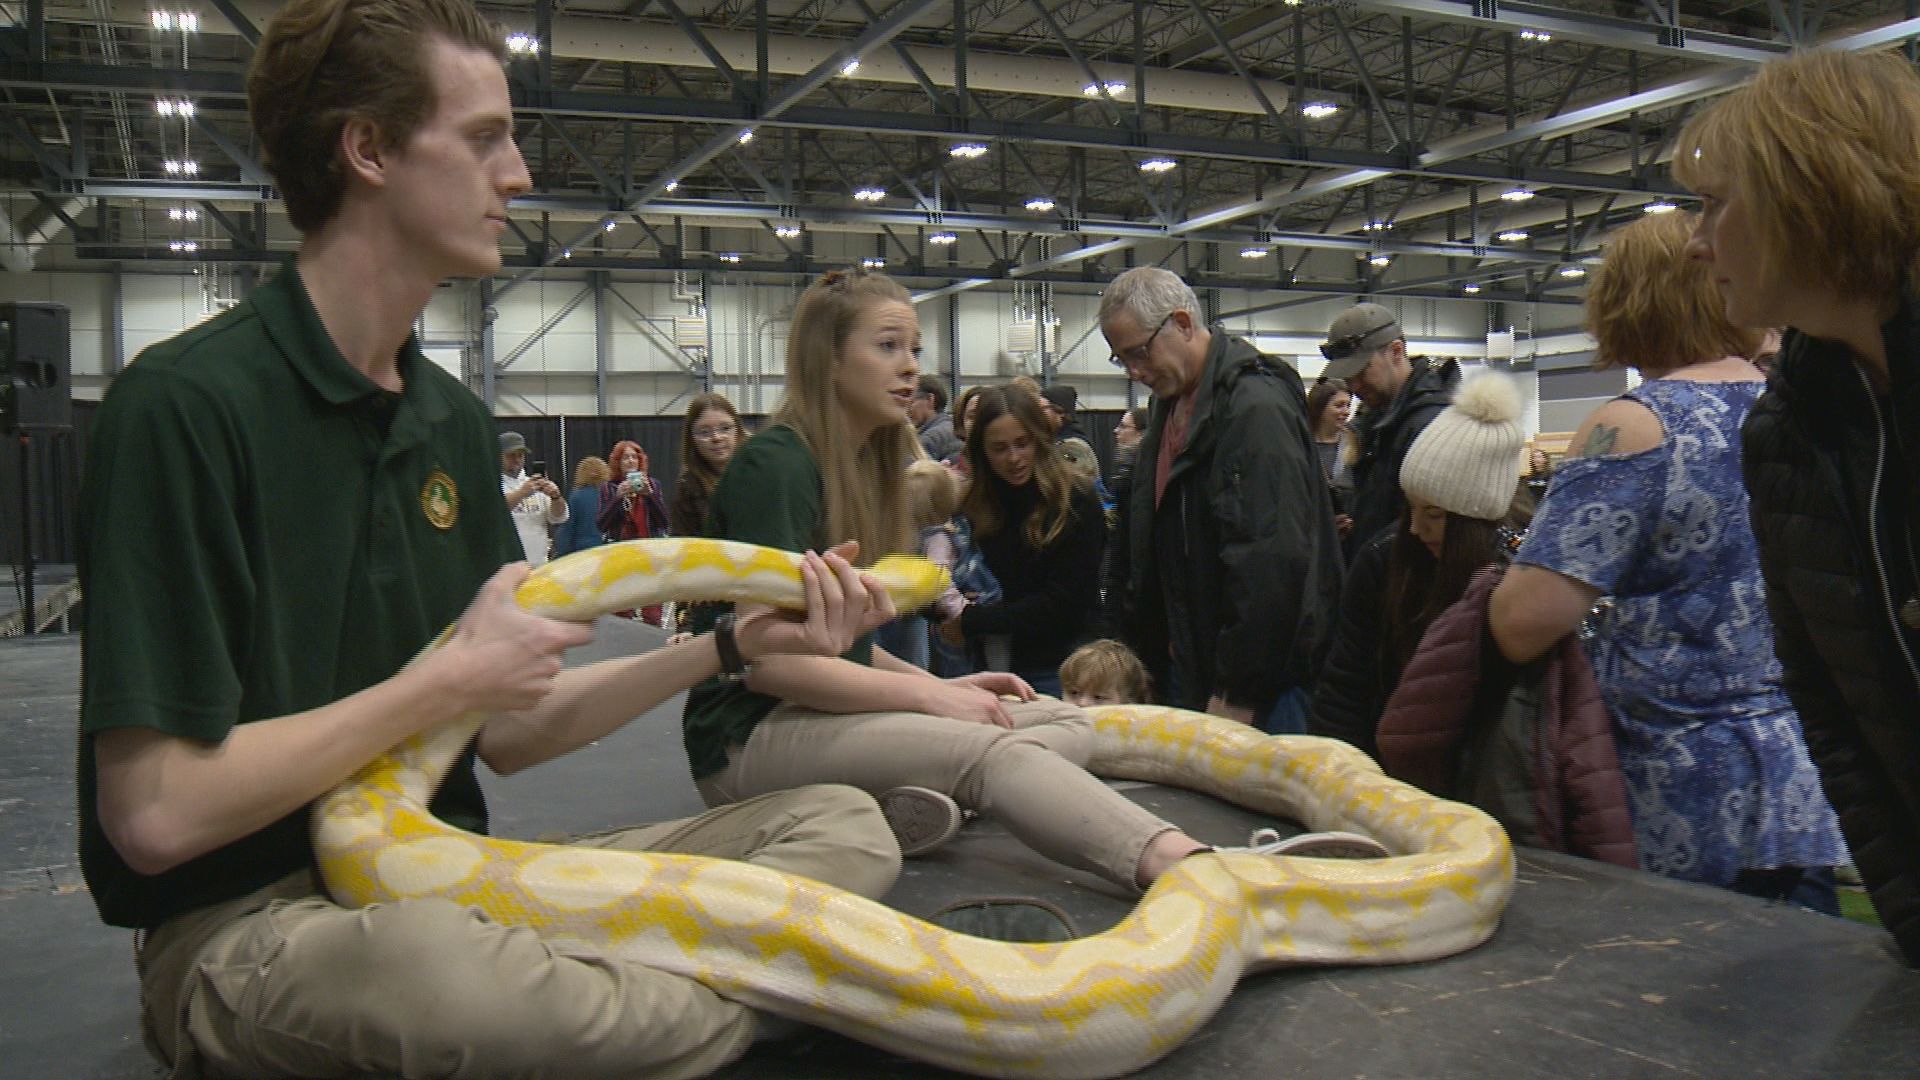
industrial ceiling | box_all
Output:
[4,0,1919,309]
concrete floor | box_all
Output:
[5,624,1919,1079]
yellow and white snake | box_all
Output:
[314,537,1514,1080]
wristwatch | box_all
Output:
[713,611,751,680]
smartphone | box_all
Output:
[530,460,547,478]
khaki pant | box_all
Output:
[136,785,899,1080]
[697,698,1176,889]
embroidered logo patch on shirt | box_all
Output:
[421,470,459,530]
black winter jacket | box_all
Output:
[1307,530,1394,758]
[1346,356,1459,559]
[1118,329,1343,715]
[1743,309,1920,966]
[961,480,1105,678]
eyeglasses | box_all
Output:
[692,423,737,440]
[1108,313,1173,369]
[1319,320,1398,362]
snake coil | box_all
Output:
[314,538,1513,1079]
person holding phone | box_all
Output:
[598,439,672,624]
[500,430,567,566]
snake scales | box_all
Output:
[314,537,1514,1079]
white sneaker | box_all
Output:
[1223,827,1390,859]
[877,786,964,857]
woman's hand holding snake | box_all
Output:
[733,547,894,663]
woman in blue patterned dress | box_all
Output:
[1488,210,1845,911]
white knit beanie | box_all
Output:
[1399,373,1526,522]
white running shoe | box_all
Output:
[1223,827,1391,859]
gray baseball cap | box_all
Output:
[1319,303,1403,379]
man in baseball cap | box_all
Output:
[1318,302,1459,556]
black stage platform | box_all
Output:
[5,626,1919,1079]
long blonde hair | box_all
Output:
[771,269,918,562]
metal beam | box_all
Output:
[192,114,273,186]
[1179,0,1287,131]
[1340,0,1791,66]
[518,0,947,294]
[0,63,1689,199]
[495,282,592,371]
[1329,11,1411,151]
[654,0,753,102]
[540,116,630,203]
[0,110,73,180]
[203,0,260,46]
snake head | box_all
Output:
[868,555,952,612]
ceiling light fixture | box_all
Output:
[1463,282,1483,295]
[1024,197,1056,212]
[1519,29,1552,43]
[1301,102,1339,119]
[1368,254,1392,268]
[737,129,754,145]
[774,224,802,239]
[1496,229,1530,243]
[1240,246,1269,259]
[949,143,988,159]
[505,32,539,54]
[1643,200,1679,214]
[1559,265,1588,279]
[1138,157,1178,173]
[839,58,862,77]
[861,257,886,269]
[1500,188,1535,202]
[928,231,958,245]
[853,186,887,202]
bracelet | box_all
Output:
[713,611,751,680]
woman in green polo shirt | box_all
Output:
[683,268,1386,884]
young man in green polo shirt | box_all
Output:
[76,0,902,1075]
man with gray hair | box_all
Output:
[1099,267,1342,732]
[1318,302,1459,557]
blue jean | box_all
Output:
[1730,865,1840,917]
[1259,686,1311,735]
[874,615,930,671]
[1165,668,1308,734]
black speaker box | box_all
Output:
[0,302,72,432]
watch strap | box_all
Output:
[713,611,750,676]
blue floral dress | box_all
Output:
[1514,377,1844,885]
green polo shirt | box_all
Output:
[77,266,522,930]
[681,424,872,779]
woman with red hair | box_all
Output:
[597,439,671,624]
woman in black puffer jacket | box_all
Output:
[1676,48,1920,964]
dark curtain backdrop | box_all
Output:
[0,403,88,569]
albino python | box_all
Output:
[315,537,1514,1080]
